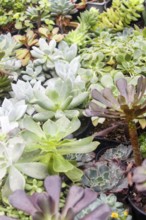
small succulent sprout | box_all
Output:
[82,161,127,193]
[100,144,132,161]
[86,76,146,166]
[21,61,51,85]
[132,159,146,192]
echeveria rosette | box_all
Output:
[0,175,111,220]
[21,116,99,181]
[32,78,88,121]
[132,159,146,192]
[0,99,27,128]
[0,136,48,201]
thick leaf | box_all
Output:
[9,190,37,215]
[9,166,25,191]
[69,92,88,109]
[82,204,111,220]
[16,162,48,179]
[22,117,44,137]
[44,175,61,213]
[62,186,84,218]
[53,154,74,173]
[66,166,83,182]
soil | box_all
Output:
[129,190,146,213]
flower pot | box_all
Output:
[86,0,112,13]
[128,197,146,220]
[73,117,91,138]
[93,137,121,160]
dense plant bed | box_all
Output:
[1,0,146,219]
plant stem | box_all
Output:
[128,121,142,166]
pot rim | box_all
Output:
[128,196,146,216]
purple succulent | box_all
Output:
[0,175,111,220]
[132,159,146,192]
[85,76,146,166]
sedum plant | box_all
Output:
[85,76,146,166]
[82,161,127,193]
[32,78,88,121]
[97,0,144,31]
[0,175,111,220]
[14,0,53,30]
[21,116,99,181]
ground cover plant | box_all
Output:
[1,0,146,219]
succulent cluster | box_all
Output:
[98,0,144,31]
[0,176,111,220]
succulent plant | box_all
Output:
[20,61,51,85]
[49,0,78,32]
[14,30,38,66]
[0,134,48,201]
[14,0,53,30]
[100,144,132,161]
[65,152,95,167]
[31,39,78,73]
[0,33,18,57]
[32,78,88,121]
[0,99,27,125]
[82,161,127,193]
[38,27,64,42]
[22,116,99,181]
[132,159,146,192]
[0,175,111,220]
[0,72,11,101]
[97,0,144,31]
[86,76,146,166]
